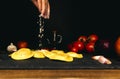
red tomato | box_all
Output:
[73,41,84,51]
[67,43,73,50]
[78,35,87,43]
[87,34,98,43]
[70,46,79,53]
[85,42,95,53]
[17,41,28,49]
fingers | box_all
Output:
[31,0,50,19]
[47,2,50,19]
[31,0,39,9]
[37,0,42,13]
[40,0,50,19]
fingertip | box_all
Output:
[40,14,49,19]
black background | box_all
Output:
[0,0,120,51]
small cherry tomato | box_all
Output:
[77,35,87,43]
[85,42,95,53]
[73,41,85,52]
[70,46,79,53]
[67,43,73,50]
[87,34,98,43]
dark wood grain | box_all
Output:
[0,69,120,79]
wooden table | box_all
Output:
[0,69,120,79]
[0,51,120,79]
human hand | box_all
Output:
[31,0,50,19]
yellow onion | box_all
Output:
[115,37,120,56]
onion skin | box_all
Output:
[92,55,112,64]
[7,43,17,52]
[92,56,101,60]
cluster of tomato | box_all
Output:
[14,34,120,58]
[13,35,120,57]
[16,34,99,53]
[67,34,99,53]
